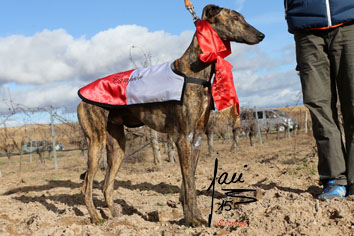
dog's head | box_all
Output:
[202,5,264,45]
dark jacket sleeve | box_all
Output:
[285,0,354,33]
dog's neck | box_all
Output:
[173,34,214,82]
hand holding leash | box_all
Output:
[184,0,199,22]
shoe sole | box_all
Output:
[317,194,345,201]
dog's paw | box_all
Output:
[187,216,208,227]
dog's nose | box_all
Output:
[257,33,265,41]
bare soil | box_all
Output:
[0,133,353,236]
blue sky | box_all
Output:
[0,0,300,124]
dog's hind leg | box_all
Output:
[103,122,125,218]
[85,141,106,223]
[78,102,108,224]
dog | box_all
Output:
[77,4,264,226]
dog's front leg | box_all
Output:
[191,129,204,175]
[179,128,204,208]
[175,134,207,227]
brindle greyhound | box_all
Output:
[77,4,264,226]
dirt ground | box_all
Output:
[0,132,353,236]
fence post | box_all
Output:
[304,111,308,134]
[150,129,161,166]
[50,106,58,169]
[167,134,176,163]
[30,127,33,162]
[254,107,263,144]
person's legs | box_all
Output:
[329,23,354,194]
[295,30,347,189]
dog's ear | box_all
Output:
[202,4,222,20]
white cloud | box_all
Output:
[0,29,75,84]
[0,26,193,85]
[236,69,301,108]
[0,81,83,113]
[0,24,299,117]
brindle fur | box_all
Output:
[78,5,264,226]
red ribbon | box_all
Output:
[195,20,239,116]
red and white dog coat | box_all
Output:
[79,61,185,108]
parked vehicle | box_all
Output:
[241,109,298,132]
[271,109,299,130]
[55,144,65,151]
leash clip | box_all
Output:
[186,5,199,22]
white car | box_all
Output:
[241,109,299,132]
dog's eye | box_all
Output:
[234,16,239,20]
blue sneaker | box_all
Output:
[317,180,346,201]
